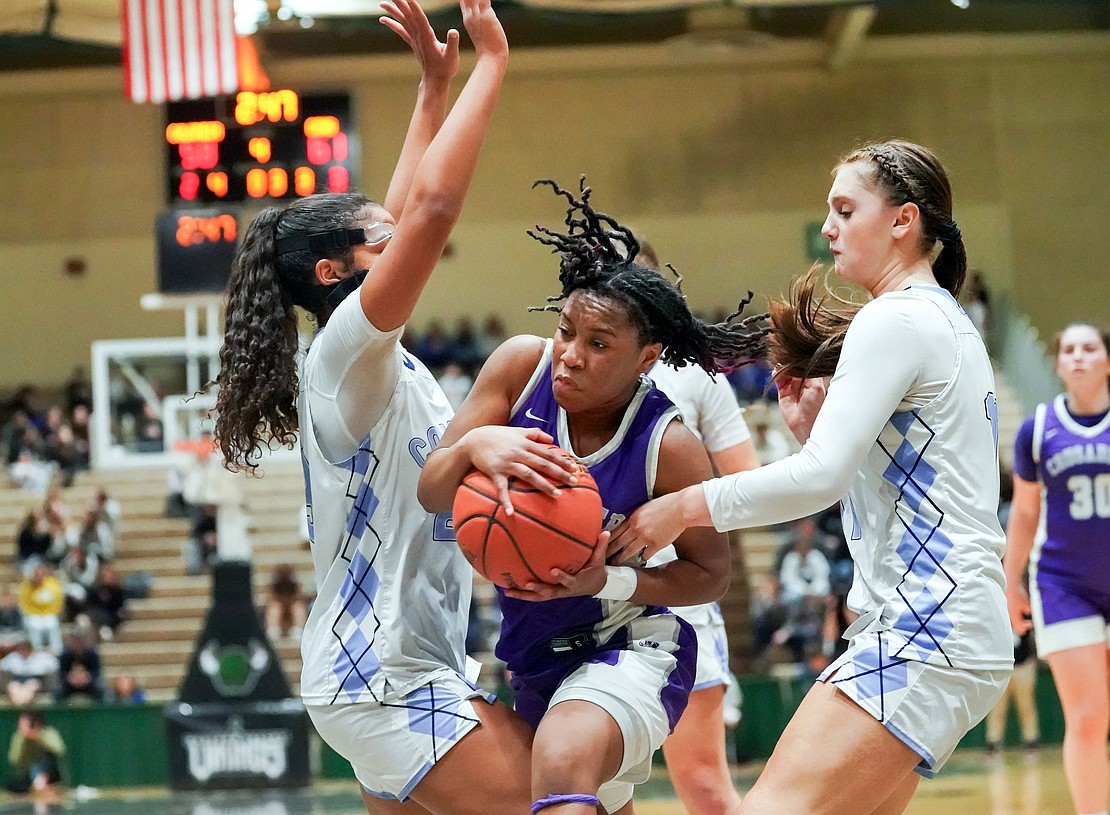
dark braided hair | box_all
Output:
[527,178,768,374]
[210,192,376,473]
[769,140,965,380]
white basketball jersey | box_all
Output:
[298,311,471,706]
[839,287,1011,670]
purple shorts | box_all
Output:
[1031,568,1110,656]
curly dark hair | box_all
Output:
[769,140,965,380]
[210,192,376,473]
[527,178,768,374]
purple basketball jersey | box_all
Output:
[494,339,680,676]
[1013,394,1110,591]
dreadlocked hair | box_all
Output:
[767,264,863,380]
[210,192,375,473]
[527,177,769,374]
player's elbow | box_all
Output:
[406,188,463,230]
[416,469,451,515]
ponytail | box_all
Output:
[767,265,862,380]
[933,220,967,297]
[213,207,301,472]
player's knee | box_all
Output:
[532,737,603,792]
[1067,702,1110,741]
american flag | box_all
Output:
[121,0,239,104]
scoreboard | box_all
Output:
[164,90,356,205]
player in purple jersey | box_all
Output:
[419,179,766,815]
[1005,321,1110,815]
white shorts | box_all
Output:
[684,604,732,691]
[306,668,495,801]
[547,630,692,812]
[818,632,1010,778]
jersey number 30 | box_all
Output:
[1067,473,1110,520]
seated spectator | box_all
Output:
[8,450,56,493]
[108,673,146,704]
[69,405,92,471]
[58,545,99,622]
[0,638,59,705]
[15,509,54,569]
[265,565,308,643]
[67,505,112,563]
[476,313,507,364]
[0,586,24,656]
[64,365,93,415]
[88,489,121,560]
[4,711,66,799]
[451,316,484,374]
[17,564,64,654]
[55,631,105,704]
[412,318,454,372]
[86,565,129,641]
[1,410,35,466]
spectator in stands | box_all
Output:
[437,362,474,411]
[1,410,35,466]
[762,516,832,667]
[728,357,775,405]
[15,509,54,569]
[452,316,484,374]
[55,631,105,704]
[0,586,24,656]
[476,313,507,364]
[64,365,93,415]
[108,673,146,704]
[69,404,92,470]
[58,545,99,622]
[17,564,64,654]
[90,488,121,560]
[135,403,165,453]
[8,449,56,493]
[413,318,455,373]
[68,505,112,563]
[265,564,309,643]
[4,710,66,799]
[85,565,129,642]
[0,638,59,705]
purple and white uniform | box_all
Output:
[498,338,697,812]
[1013,395,1110,656]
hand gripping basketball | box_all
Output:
[452,445,603,589]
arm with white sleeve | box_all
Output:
[608,296,933,561]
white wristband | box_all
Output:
[594,566,638,602]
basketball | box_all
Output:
[452,446,604,589]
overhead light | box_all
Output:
[951,0,970,8]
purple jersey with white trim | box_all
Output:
[494,338,681,675]
[1013,395,1110,589]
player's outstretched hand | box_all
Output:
[606,491,687,565]
[503,531,610,602]
[466,426,579,515]
[459,0,507,63]
[379,0,460,84]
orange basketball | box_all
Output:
[452,446,603,590]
